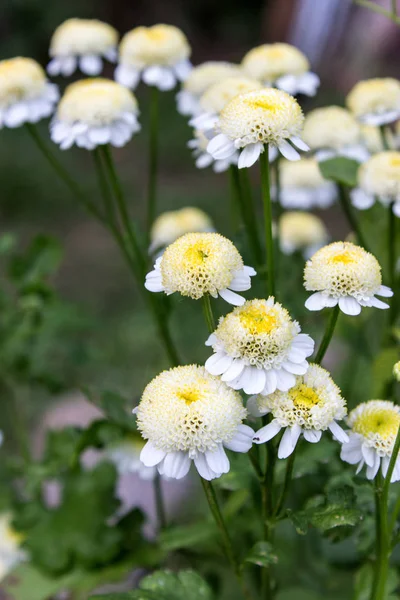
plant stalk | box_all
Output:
[146,86,159,243]
[314,305,340,364]
[260,145,275,297]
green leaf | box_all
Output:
[244,541,278,567]
[318,156,360,187]
[159,521,216,551]
[353,564,399,600]
[83,387,136,431]
[9,234,62,286]
[287,509,309,535]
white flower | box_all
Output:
[279,158,337,210]
[188,129,239,173]
[176,61,243,116]
[252,364,348,458]
[361,124,395,154]
[346,78,400,126]
[150,207,214,254]
[135,365,254,481]
[50,78,140,150]
[280,212,328,258]
[242,43,319,97]
[205,298,314,395]
[302,106,369,163]
[341,400,400,481]
[145,232,256,306]
[115,24,191,91]
[0,57,58,129]
[47,18,118,77]
[350,152,400,216]
[105,436,156,480]
[207,88,309,169]
[0,514,26,581]
[304,241,393,315]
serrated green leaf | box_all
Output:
[319,157,359,187]
[244,541,278,567]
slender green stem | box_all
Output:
[274,449,296,517]
[389,494,400,536]
[354,0,400,24]
[370,473,390,600]
[146,86,159,243]
[202,294,216,334]
[201,478,251,600]
[92,148,119,227]
[248,448,263,480]
[154,472,167,529]
[380,125,390,151]
[388,203,396,326]
[314,305,340,365]
[260,145,275,297]
[383,423,400,513]
[2,378,30,463]
[337,184,369,251]
[261,419,275,600]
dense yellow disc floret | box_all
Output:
[218,88,304,147]
[151,207,213,248]
[183,62,243,95]
[0,58,47,107]
[49,18,118,57]
[136,365,246,454]
[280,212,327,249]
[212,298,300,369]
[302,106,360,149]
[242,43,309,81]
[357,152,400,199]
[199,76,263,115]
[57,79,138,125]
[160,232,243,299]
[118,25,190,67]
[346,78,400,118]
[304,242,382,298]
[280,158,327,189]
[255,364,346,429]
[348,400,400,456]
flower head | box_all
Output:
[0,57,58,128]
[393,361,400,382]
[188,128,239,172]
[150,207,214,253]
[0,514,26,581]
[346,78,400,126]
[350,152,400,215]
[361,125,394,154]
[136,365,254,480]
[242,43,319,96]
[280,212,328,257]
[145,232,256,306]
[279,158,337,209]
[304,241,393,315]
[51,78,140,150]
[105,434,156,480]
[252,364,348,458]
[341,400,400,481]
[115,24,191,91]
[47,18,118,77]
[207,88,308,168]
[205,298,314,395]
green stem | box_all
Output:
[2,378,30,463]
[154,472,167,529]
[274,449,296,516]
[261,421,275,600]
[202,294,216,334]
[146,86,159,243]
[370,473,390,600]
[337,184,369,251]
[260,145,275,297]
[314,305,340,364]
[379,125,390,151]
[388,203,396,326]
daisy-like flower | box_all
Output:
[105,435,156,480]
[50,79,140,150]
[47,18,118,77]
[0,57,58,128]
[393,361,400,382]
[346,78,400,126]
[115,24,191,91]
[280,212,328,258]
[361,124,394,154]
[279,158,337,210]
[135,365,254,481]
[341,400,400,481]
[0,514,26,581]
[251,364,348,458]
[207,88,309,169]
[205,298,314,395]
[145,232,256,306]
[350,152,400,215]
[304,241,393,315]
[188,128,239,172]
[150,207,214,254]
[176,61,243,116]
[302,106,368,163]
[241,43,319,97]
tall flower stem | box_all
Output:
[337,184,369,251]
[260,145,275,297]
[154,472,167,530]
[234,167,263,266]
[388,203,396,325]
[202,295,216,334]
[379,125,390,151]
[274,449,297,517]
[146,86,159,243]
[261,436,275,600]
[314,305,340,364]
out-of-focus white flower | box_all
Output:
[47,18,118,77]
[0,57,58,128]
[302,106,368,163]
[252,364,348,458]
[304,241,393,315]
[341,400,400,481]
[205,298,314,395]
[279,158,337,209]
[145,232,256,306]
[346,78,400,126]
[188,129,239,172]
[105,435,156,480]
[149,207,214,254]
[0,514,26,581]
[361,125,394,154]
[350,152,400,216]
[135,365,254,481]
[207,88,308,169]
[115,24,191,91]
[242,43,319,97]
[280,212,328,258]
[50,78,140,150]
[176,61,243,116]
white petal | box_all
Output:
[290,136,310,151]
[377,285,394,298]
[162,451,191,479]
[287,346,310,364]
[143,66,176,90]
[140,441,166,467]
[382,456,390,478]
[361,444,375,468]
[219,288,245,306]
[278,140,301,161]
[243,369,266,395]
[144,270,164,292]
[391,457,400,482]
[79,54,103,75]
[205,353,234,376]
[281,360,308,376]
[366,453,381,480]
[341,435,363,464]
[195,152,214,169]
[205,444,230,474]
[292,333,315,352]
[278,426,299,459]
[393,202,400,218]
[194,452,220,480]
[88,126,112,145]
[115,64,140,89]
[228,273,252,292]
[205,333,217,347]
[262,370,278,395]
[350,188,375,210]
[246,396,267,418]
[221,359,246,382]
[243,265,257,276]
[305,292,333,311]
[4,103,29,128]
[253,419,282,444]
[47,57,62,76]
[207,134,236,160]
[338,296,362,316]
[328,421,349,443]
[238,142,263,169]
[224,424,255,453]
[369,297,390,310]
[59,56,77,77]
[275,369,296,392]
[174,58,192,81]
[303,429,322,443]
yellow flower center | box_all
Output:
[353,409,400,439]
[390,156,400,167]
[239,305,278,335]
[145,29,167,42]
[289,384,321,409]
[245,97,280,113]
[184,243,210,266]
[329,251,357,265]
[177,387,202,405]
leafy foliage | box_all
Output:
[318,157,360,187]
